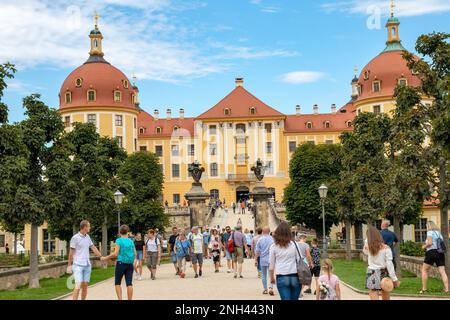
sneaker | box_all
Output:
[199,270,202,277]
[138,275,142,281]
[194,274,199,278]
[234,274,237,279]
[215,270,219,273]
[227,269,232,273]
[304,289,312,294]
[239,275,244,279]
[151,276,156,280]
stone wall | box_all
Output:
[327,249,361,260]
[165,208,191,231]
[399,255,441,279]
[0,257,108,291]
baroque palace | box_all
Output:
[1,9,445,255]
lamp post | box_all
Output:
[114,190,124,233]
[318,183,328,258]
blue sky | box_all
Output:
[1,0,449,122]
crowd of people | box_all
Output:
[66,218,448,301]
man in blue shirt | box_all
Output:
[380,220,399,269]
[254,226,274,295]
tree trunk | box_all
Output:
[28,224,40,288]
[101,215,108,256]
[399,224,404,243]
[345,220,352,260]
[13,233,17,255]
[393,216,402,278]
[438,158,450,278]
[354,222,363,250]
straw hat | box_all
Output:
[380,277,394,292]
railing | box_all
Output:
[226,173,257,182]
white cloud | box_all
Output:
[0,1,292,84]
[261,6,280,13]
[321,0,450,17]
[278,71,327,84]
[209,42,298,60]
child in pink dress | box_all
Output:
[316,259,341,300]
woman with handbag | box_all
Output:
[420,221,449,294]
[363,225,400,300]
[174,232,191,278]
[269,221,301,300]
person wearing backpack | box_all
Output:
[101,225,136,300]
[144,229,161,280]
[316,259,341,300]
[420,221,449,294]
[222,226,233,273]
[174,232,191,278]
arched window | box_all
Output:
[324,121,331,129]
[65,91,72,103]
[94,39,98,48]
[249,107,256,115]
[364,70,370,80]
[114,90,122,102]
[156,127,162,134]
[306,122,313,129]
[346,120,352,128]
[139,127,145,134]
[75,78,83,87]
[224,108,231,115]
[87,90,96,102]
[122,80,129,88]
[173,126,179,133]
[236,123,246,134]
[398,78,407,86]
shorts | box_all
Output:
[311,266,321,277]
[146,251,158,268]
[232,247,244,264]
[424,249,446,267]
[136,250,143,261]
[225,250,232,260]
[365,268,388,291]
[192,253,203,265]
[115,261,133,286]
[212,250,221,263]
[170,251,178,264]
[72,263,92,283]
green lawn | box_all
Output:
[333,259,450,297]
[0,266,115,300]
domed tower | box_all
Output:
[353,2,432,115]
[59,14,139,153]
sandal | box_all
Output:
[269,289,274,296]
[419,290,428,294]
[262,290,268,295]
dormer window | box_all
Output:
[358,85,362,95]
[373,80,381,93]
[173,126,179,133]
[346,120,352,128]
[122,80,129,88]
[398,78,407,86]
[324,121,331,129]
[306,122,313,129]
[87,90,96,102]
[364,70,370,80]
[114,90,122,102]
[139,127,145,134]
[156,127,162,134]
[75,78,83,87]
[65,91,72,103]
[224,108,231,116]
[249,107,256,115]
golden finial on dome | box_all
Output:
[94,11,100,29]
[354,65,358,77]
[390,0,395,17]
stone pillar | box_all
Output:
[251,181,272,229]
[185,182,210,228]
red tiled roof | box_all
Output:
[357,51,421,102]
[196,86,285,119]
[284,112,355,133]
[137,110,195,138]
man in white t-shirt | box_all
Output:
[145,229,161,280]
[190,226,204,278]
[67,220,103,300]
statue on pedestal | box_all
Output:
[251,158,266,181]
[188,160,205,184]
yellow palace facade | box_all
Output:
[1,9,446,255]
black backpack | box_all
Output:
[434,231,447,254]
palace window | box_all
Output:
[173,126,179,133]
[139,145,147,151]
[75,78,83,87]
[236,123,246,134]
[87,113,96,124]
[210,143,217,156]
[364,70,370,80]
[114,90,122,102]
[65,91,72,103]
[307,140,315,145]
[346,121,352,128]
[325,139,333,145]
[210,163,218,177]
[209,125,217,135]
[266,142,272,154]
[156,127,162,134]
[414,218,428,243]
[173,194,180,205]
[171,145,179,157]
[264,123,272,133]
[373,81,381,93]
[373,105,381,114]
[324,121,331,128]
[115,115,123,126]
[172,164,180,178]
[64,116,71,128]
[357,85,362,95]
[116,136,123,148]
[398,78,408,86]
[210,189,219,199]
[139,127,145,134]
[155,145,163,157]
[266,161,274,174]
[87,90,96,102]
[188,144,195,156]
[42,229,55,254]
[249,107,256,115]
[134,118,137,129]
[289,141,297,153]
[122,80,129,88]
[224,108,231,116]
[306,122,313,129]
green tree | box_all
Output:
[284,143,342,237]
[118,151,167,233]
[403,32,450,276]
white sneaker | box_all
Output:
[138,275,142,281]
